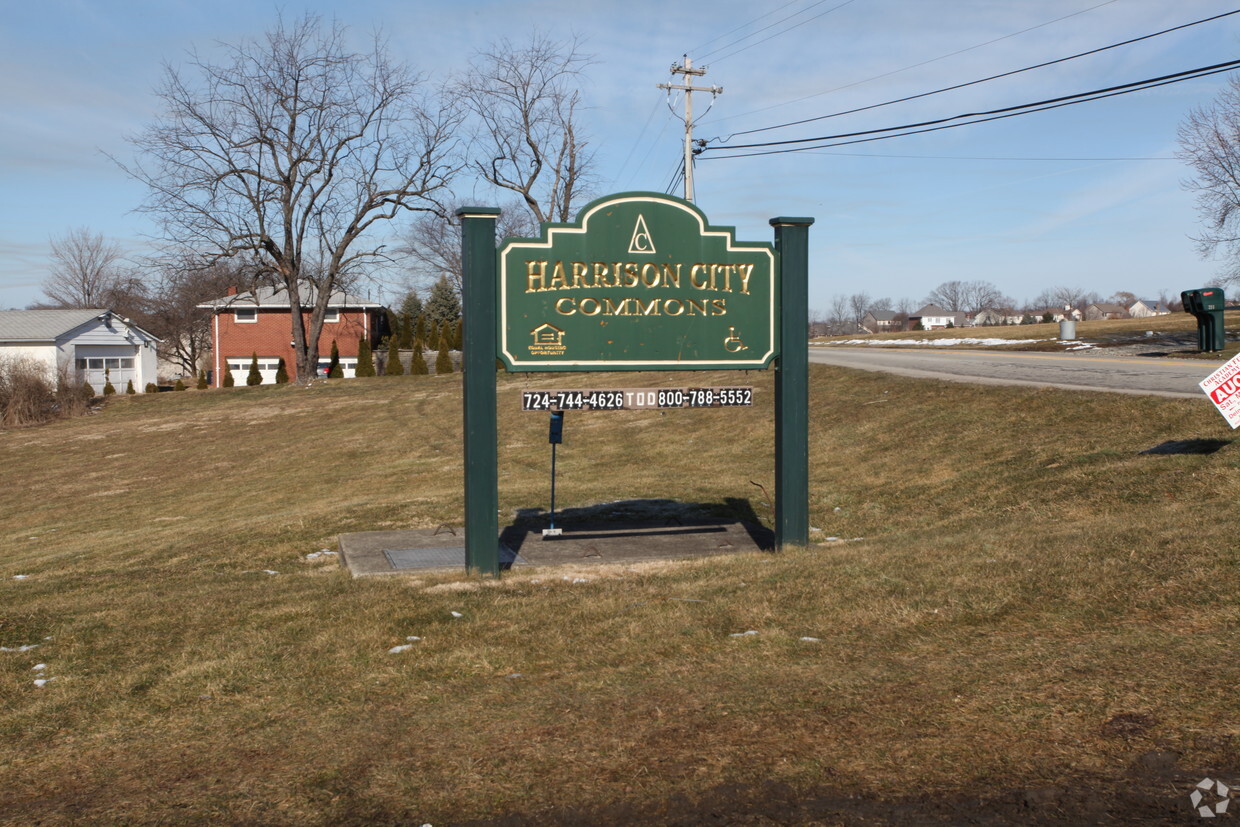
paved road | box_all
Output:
[808,346,1218,398]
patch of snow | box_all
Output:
[729,630,759,637]
[505,673,522,679]
[1,644,39,653]
[33,677,55,688]
[32,664,46,672]
[263,570,278,575]
[799,637,821,642]
[305,550,338,560]
[450,611,464,618]
[12,575,29,580]
[388,644,414,654]
[405,636,422,642]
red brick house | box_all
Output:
[199,286,387,386]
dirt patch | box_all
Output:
[460,758,1231,825]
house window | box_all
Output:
[234,308,257,323]
[324,309,340,323]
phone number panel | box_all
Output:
[522,387,752,411]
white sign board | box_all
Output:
[1200,352,1240,428]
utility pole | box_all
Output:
[657,56,721,202]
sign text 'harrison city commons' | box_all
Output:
[499,193,777,371]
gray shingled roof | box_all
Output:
[0,309,110,342]
[198,285,385,310]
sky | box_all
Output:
[4,0,1240,313]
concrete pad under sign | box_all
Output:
[338,520,773,578]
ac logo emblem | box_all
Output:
[628,214,656,254]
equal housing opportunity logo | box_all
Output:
[1192,778,1232,818]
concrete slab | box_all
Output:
[338,519,773,578]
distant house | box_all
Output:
[197,286,387,386]
[1129,299,1171,318]
[1085,302,1128,321]
[860,310,902,334]
[0,309,160,390]
[909,304,968,330]
[974,307,1023,326]
[1038,307,1084,323]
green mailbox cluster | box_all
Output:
[1181,287,1227,353]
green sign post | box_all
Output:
[460,193,811,576]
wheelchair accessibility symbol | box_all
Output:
[724,326,749,353]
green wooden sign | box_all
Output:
[498,192,777,371]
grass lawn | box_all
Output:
[0,366,1237,824]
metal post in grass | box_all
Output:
[770,216,814,550]
[458,207,501,576]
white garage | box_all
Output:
[0,309,160,391]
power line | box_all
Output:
[699,59,1240,159]
[704,0,1123,126]
[691,0,822,56]
[716,8,1240,142]
[699,0,859,64]
[792,151,1176,161]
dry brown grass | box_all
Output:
[0,367,1237,823]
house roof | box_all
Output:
[911,304,950,317]
[865,310,897,321]
[198,285,386,310]
[0,309,160,344]
[0,308,114,342]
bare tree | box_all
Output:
[826,294,850,335]
[847,292,871,332]
[456,34,595,223]
[1051,286,1090,310]
[924,280,966,311]
[961,281,1005,314]
[403,203,537,297]
[120,14,461,383]
[142,259,244,376]
[926,280,1003,314]
[43,228,130,308]
[1178,75,1240,284]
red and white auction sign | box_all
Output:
[1200,352,1240,428]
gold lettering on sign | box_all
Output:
[527,261,548,293]
[553,297,730,317]
[528,260,755,295]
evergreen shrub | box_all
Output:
[385,337,404,375]
[356,338,375,377]
[435,333,453,374]
[246,353,262,386]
